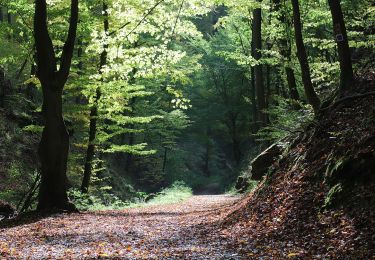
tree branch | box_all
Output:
[58,0,79,84]
[34,0,56,81]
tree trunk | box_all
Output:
[266,56,271,109]
[81,87,101,193]
[38,87,71,210]
[230,113,242,164]
[125,131,135,176]
[34,0,78,211]
[250,67,257,124]
[273,0,300,101]
[285,67,300,100]
[162,147,168,173]
[0,68,8,108]
[81,1,108,193]
[328,0,354,91]
[291,0,320,112]
[203,127,212,176]
[252,2,267,125]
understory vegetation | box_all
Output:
[68,181,192,211]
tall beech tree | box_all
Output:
[291,0,320,112]
[328,0,354,91]
[274,0,300,101]
[252,1,267,125]
[34,0,78,211]
[81,1,109,194]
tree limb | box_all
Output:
[34,0,56,80]
[58,0,79,84]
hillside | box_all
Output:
[210,77,375,259]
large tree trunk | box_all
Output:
[328,0,354,91]
[34,0,78,211]
[291,0,320,112]
[252,2,267,125]
[81,1,108,193]
[38,87,71,210]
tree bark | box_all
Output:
[250,67,257,125]
[327,0,354,91]
[252,2,267,125]
[291,0,321,112]
[34,0,78,211]
[81,1,108,193]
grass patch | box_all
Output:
[146,181,193,206]
[69,181,193,211]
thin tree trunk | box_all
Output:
[203,127,211,177]
[265,50,271,110]
[328,0,354,91]
[7,8,11,24]
[274,0,300,101]
[81,1,108,193]
[252,2,267,125]
[125,131,135,176]
[285,67,300,100]
[162,147,168,173]
[250,67,257,124]
[123,67,138,177]
[0,68,5,107]
[291,0,320,112]
[230,113,242,164]
[34,0,78,211]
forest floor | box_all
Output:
[0,195,244,259]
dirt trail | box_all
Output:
[0,195,241,259]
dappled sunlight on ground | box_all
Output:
[0,195,240,259]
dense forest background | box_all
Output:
[0,0,374,212]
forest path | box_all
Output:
[0,195,242,259]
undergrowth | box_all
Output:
[68,181,193,211]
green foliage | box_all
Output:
[145,181,192,205]
[257,97,314,141]
[68,181,192,211]
[323,183,343,209]
[67,188,131,211]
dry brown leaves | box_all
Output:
[0,195,241,259]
